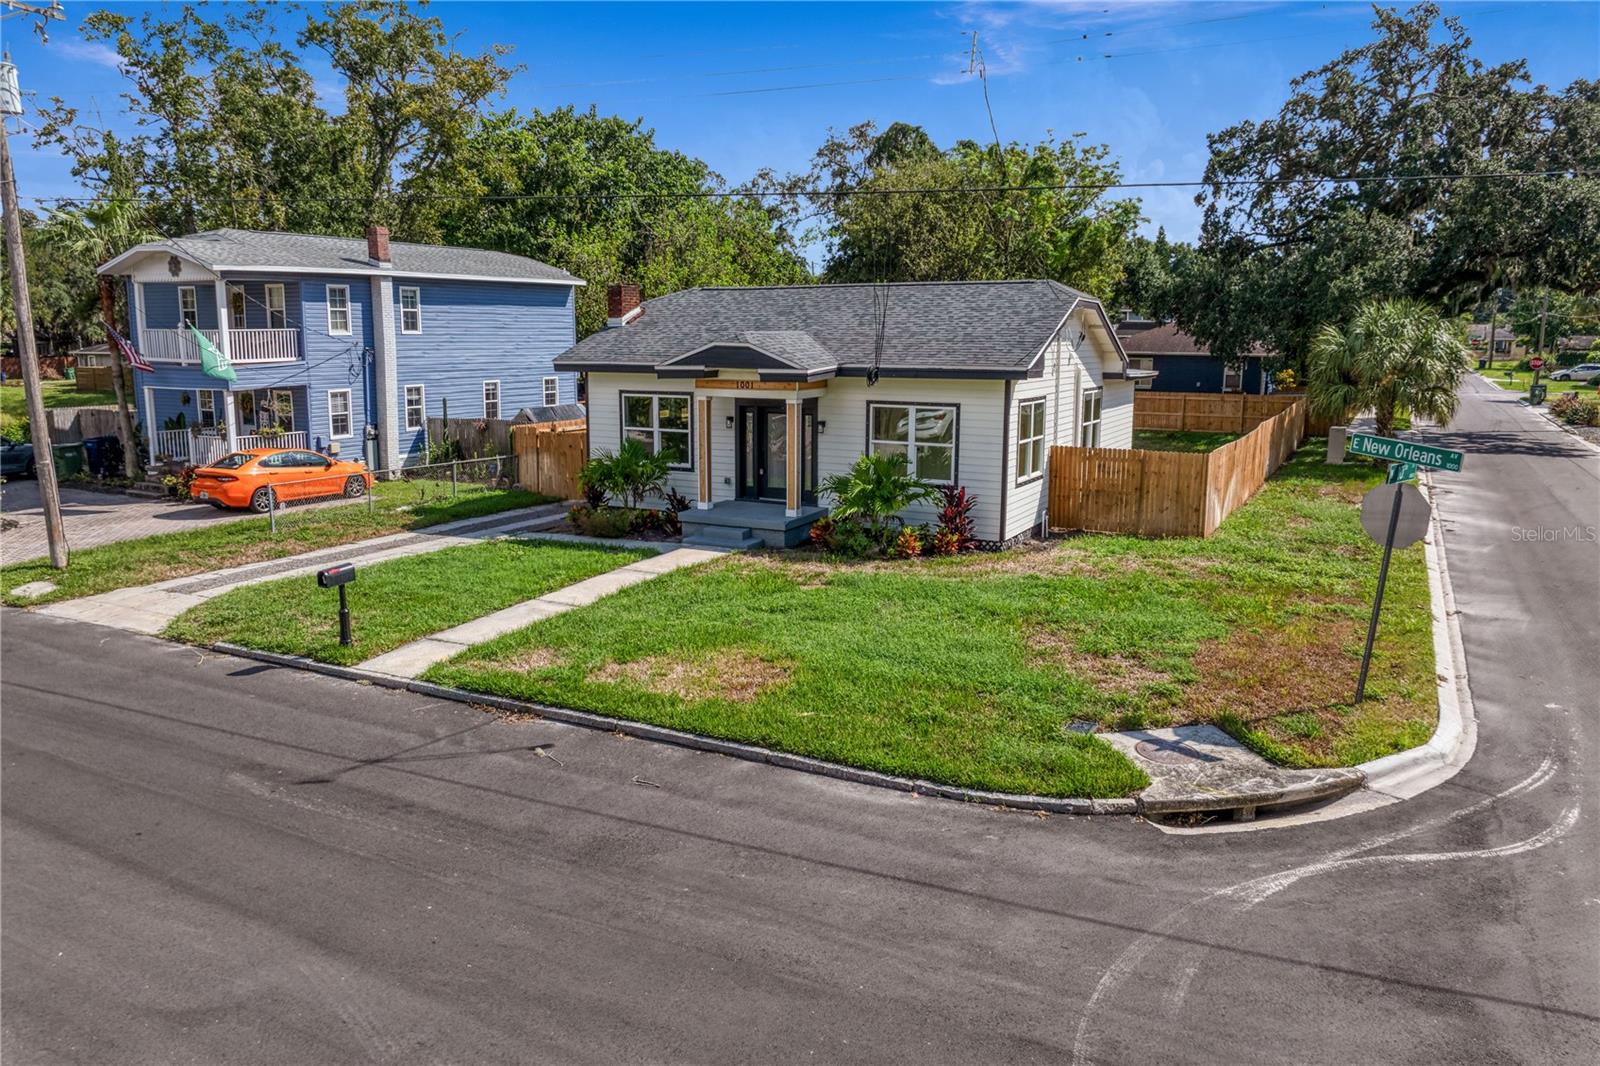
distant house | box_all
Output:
[1112,317,1271,394]
[1557,334,1598,360]
[556,280,1152,548]
[97,227,583,470]
[1466,323,1526,361]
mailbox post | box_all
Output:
[317,563,357,646]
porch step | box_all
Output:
[682,525,765,551]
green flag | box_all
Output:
[188,323,237,382]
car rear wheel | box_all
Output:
[249,487,273,513]
[343,475,367,498]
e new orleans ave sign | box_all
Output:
[1347,432,1465,472]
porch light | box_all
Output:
[725,415,735,430]
[817,420,827,435]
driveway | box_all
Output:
[0,480,264,565]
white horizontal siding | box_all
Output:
[1101,381,1136,449]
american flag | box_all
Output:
[105,323,155,373]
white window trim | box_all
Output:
[227,284,247,329]
[399,286,422,334]
[483,379,501,420]
[264,283,286,329]
[178,286,198,327]
[1016,397,1046,484]
[1079,387,1103,448]
[542,375,560,407]
[620,391,693,470]
[1222,363,1243,393]
[327,388,353,439]
[867,402,958,485]
[326,284,352,336]
[268,388,297,432]
[197,389,216,428]
[404,384,425,431]
[1130,356,1155,390]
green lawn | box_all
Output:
[1,480,557,607]
[421,442,1434,798]
[1133,429,1241,453]
[1,380,119,438]
[166,538,650,666]
[1482,367,1598,397]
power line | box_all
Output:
[19,169,1592,208]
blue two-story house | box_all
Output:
[97,227,583,470]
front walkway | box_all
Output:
[357,546,724,678]
[37,504,570,634]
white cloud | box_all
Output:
[55,38,123,71]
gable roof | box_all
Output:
[99,228,581,286]
[1467,323,1517,343]
[1557,334,1597,351]
[556,280,1127,380]
[1113,320,1271,358]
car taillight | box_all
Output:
[209,474,238,483]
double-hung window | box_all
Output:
[1222,363,1243,393]
[228,284,247,330]
[178,286,198,327]
[399,287,422,334]
[197,390,217,428]
[868,403,957,484]
[1079,387,1103,447]
[326,284,351,335]
[404,385,425,431]
[328,389,352,438]
[1130,356,1154,390]
[622,393,690,467]
[543,375,560,407]
[1017,398,1046,482]
[264,283,286,329]
[482,380,500,420]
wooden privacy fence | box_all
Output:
[44,405,122,443]
[511,419,587,499]
[427,415,513,459]
[1049,398,1308,538]
[1133,391,1309,434]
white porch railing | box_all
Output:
[152,428,309,464]
[139,327,300,364]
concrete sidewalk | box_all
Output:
[357,545,723,678]
[37,504,571,635]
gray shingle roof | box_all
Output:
[104,228,579,284]
[737,330,837,371]
[556,280,1095,377]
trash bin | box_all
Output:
[1529,383,1548,406]
[1477,358,1487,370]
[51,442,86,478]
[63,367,77,381]
[81,436,104,475]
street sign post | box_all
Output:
[1346,432,1465,472]
[1354,482,1432,703]
[1529,357,1544,371]
[1385,461,1419,484]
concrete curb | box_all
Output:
[1352,469,1477,798]
[211,643,1140,816]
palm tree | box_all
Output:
[1308,298,1468,438]
[40,197,155,479]
[820,452,938,545]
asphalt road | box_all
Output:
[3,378,1597,1065]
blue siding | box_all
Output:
[1145,354,1265,393]
[391,279,577,459]
[143,282,218,329]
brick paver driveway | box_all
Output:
[0,480,269,565]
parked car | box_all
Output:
[190,448,372,512]
[1548,363,1600,382]
[0,442,35,479]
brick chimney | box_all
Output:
[366,224,391,267]
[606,282,642,327]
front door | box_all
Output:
[737,400,817,505]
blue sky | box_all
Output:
[6,1,1598,243]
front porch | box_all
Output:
[679,499,828,550]
[142,384,310,467]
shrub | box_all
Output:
[1,414,28,444]
[808,516,836,548]
[819,452,937,545]
[569,505,644,538]
[935,485,977,552]
[1549,393,1600,427]
[807,515,874,558]
[928,527,962,556]
[887,526,923,559]
[1273,368,1298,390]
[580,479,608,509]
[162,464,198,500]
[580,438,670,509]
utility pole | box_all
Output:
[1,53,68,568]
[1536,289,1549,357]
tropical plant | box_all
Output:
[819,452,937,545]
[887,526,923,559]
[579,438,671,509]
[1307,299,1468,437]
[934,485,977,553]
[1549,393,1600,427]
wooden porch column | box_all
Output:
[785,395,801,516]
[695,396,713,509]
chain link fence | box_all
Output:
[258,454,524,535]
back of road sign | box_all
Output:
[1361,483,1430,548]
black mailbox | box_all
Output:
[317,563,356,589]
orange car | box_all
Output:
[191,448,373,512]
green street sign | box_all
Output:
[1347,432,1464,471]
[1386,461,1419,484]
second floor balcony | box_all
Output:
[141,326,301,365]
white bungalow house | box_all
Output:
[556,280,1152,548]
